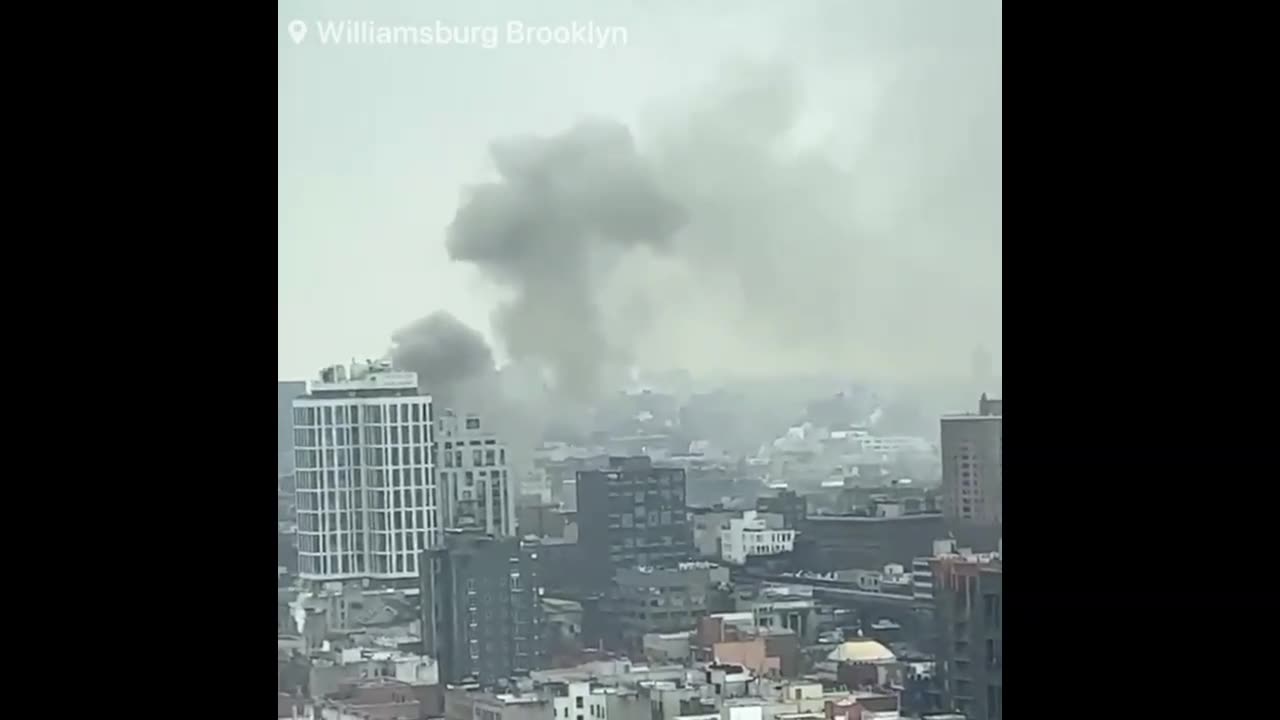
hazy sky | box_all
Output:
[278,0,1001,385]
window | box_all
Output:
[466,417,481,430]
[390,405,398,423]
[412,404,421,422]
[413,425,421,443]
[473,449,483,466]
[576,698,584,709]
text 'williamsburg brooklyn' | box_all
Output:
[314,20,629,49]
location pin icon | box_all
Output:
[288,19,308,45]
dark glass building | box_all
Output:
[420,529,547,684]
[575,456,693,590]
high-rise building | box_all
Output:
[420,529,547,685]
[575,456,692,590]
[293,361,440,584]
[932,546,1002,720]
[435,410,516,536]
[278,380,307,477]
[940,395,1002,529]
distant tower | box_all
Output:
[940,395,1002,532]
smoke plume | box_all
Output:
[442,0,1000,401]
[445,120,686,400]
[388,311,496,410]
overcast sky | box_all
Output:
[278,0,1001,385]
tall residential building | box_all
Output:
[278,380,307,477]
[575,456,693,590]
[932,547,1002,720]
[940,394,1002,528]
[420,529,547,685]
[293,361,440,584]
[435,410,516,536]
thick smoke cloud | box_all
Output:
[388,311,496,410]
[442,0,1000,402]
[445,121,686,400]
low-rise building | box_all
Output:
[605,562,732,651]
[798,513,945,572]
[309,646,439,700]
[447,686,553,720]
[721,512,796,565]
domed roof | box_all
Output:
[826,639,896,663]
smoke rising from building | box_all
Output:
[388,311,497,410]
[435,0,1000,404]
[445,120,686,401]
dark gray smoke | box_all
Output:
[442,0,1000,400]
[445,120,686,400]
[388,311,496,410]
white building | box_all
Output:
[436,410,516,536]
[552,682,609,720]
[720,511,796,565]
[293,361,439,582]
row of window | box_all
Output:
[608,535,682,550]
[297,487,437,511]
[606,510,680,526]
[440,469,509,487]
[297,530,433,554]
[601,472,681,487]
[294,403,428,427]
[297,508,437,532]
[296,445,434,469]
[296,425,432,448]
[299,552,419,576]
[296,467,435,490]
[441,448,506,468]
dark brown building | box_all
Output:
[575,456,693,590]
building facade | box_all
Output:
[720,511,796,565]
[421,529,547,685]
[575,456,693,590]
[797,513,945,572]
[932,550,1002,720]
[437,410,516,536]
[293,361,439,583]
[279,380,307,477]
[940,396,1002,528]
[605,562,731,650]
[755,491,807,530]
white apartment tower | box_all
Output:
[293,361,440,583]
[435,410,516,536]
